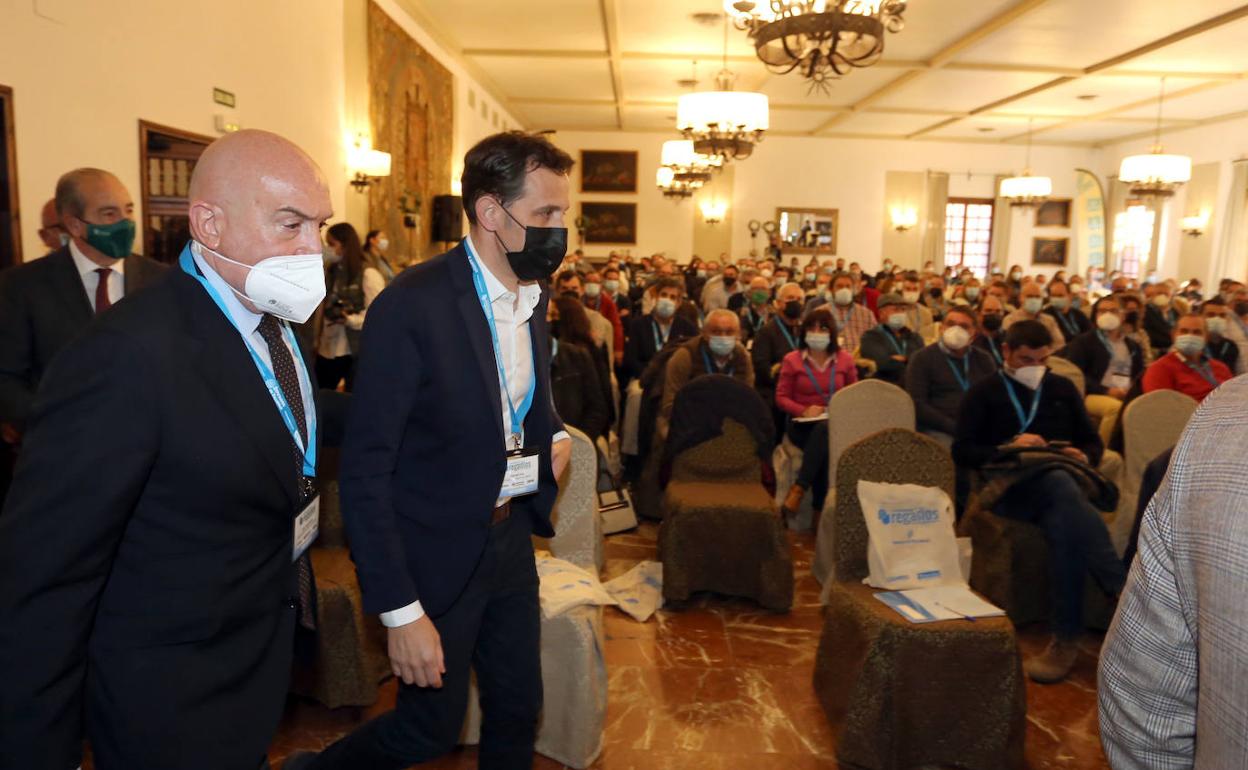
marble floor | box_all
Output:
[268,521,1112,769]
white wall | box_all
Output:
[1,0,348,261]
[1099,115,1248,285]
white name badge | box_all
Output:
[501,447,541,499]
[293,495,320,563]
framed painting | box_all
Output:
[1032,237,1069,266]
[582,202,637,244]
[1035,199,1071,228]
[580,150,638,193]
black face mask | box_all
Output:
[559,290,579,299]
[928,287,943,299]
[723,276,737,288]
[1235,301,1248,317]
[783,300,804,320]
[494,204,568,281]
[982,314,1003,332]
[1124,310,1141,326]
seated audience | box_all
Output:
[900,271,936,342]
[622,276,697,386]
[739,276,774,342]
[1224,281,1248,374]
[921,274,951,322]
[859,293,923,385]
[974,294,1007,368]
[1061,295,1145,445]
[549,326,609,443]
[825,273,877,353]
[577,268,625,364]
[1141,313,1233,403]
[752,282,807,413]
[602,265,632,322]
[552,296,615,426]
[1201,296,1240,372]
[777,307,858,519]
[1043,278,1090,340]
[1005,281,1065,347]
[953,320,1125,684]
[1142,283,1180,355]
[1117,292,1154,362]
[659,309,754,437]
[904,306,996,447]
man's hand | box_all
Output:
[1010,433,1047,449]
[388,615,445,688]
[1060,446,1089,464]
[552,436,573,480]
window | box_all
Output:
[1111,204,1155,279]
[944,198,994,277]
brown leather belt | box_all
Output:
[491,500,512,526]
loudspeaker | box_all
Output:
[432,195,463,243]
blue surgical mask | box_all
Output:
[1175,334,1205,356]
[805,332,831,352]
[708,335,736,357]
[655,297,677,319]
[1023,297,1043,314]
[1050,297,1070,311]
[887,313,908,330]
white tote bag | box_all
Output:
[858,480,964,590]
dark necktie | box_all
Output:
[94,268,112,314]
[256,314,315,630]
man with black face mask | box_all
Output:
[751,281,806,438]
[287,132,574,770]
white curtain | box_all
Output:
[1211,160,1248,285]
[991,174,1011,274]
[922,171,949,269]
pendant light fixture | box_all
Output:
[676,14,769,163]
[1118,78,1192,198]
[999,118,1052,207]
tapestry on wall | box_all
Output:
[368,1,454,264]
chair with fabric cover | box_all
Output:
[290,475,391,709]
[814,429,1025,770]
[533,426,602,573]
[812,380,915,586]
[1110,389,1197,553]
[1047,355,1085,397]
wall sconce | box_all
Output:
[1181,211,1209,237]
[348,137,392,193]
[701,199,728,225]
[890,206,918,233]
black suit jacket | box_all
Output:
[0,246,166,423]
[622,312,697,384]
[0,264,318,769]
[551,339,609,442]
[1062,329,1144,396]
[340,242,563,619]
[1142,304,1177,355]
[751,317,801,397]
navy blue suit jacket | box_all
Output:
[341,241,562,619]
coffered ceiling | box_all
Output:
[394,0,1248,147]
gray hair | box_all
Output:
[54,167,117,219]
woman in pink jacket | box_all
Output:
[776,306,858,520]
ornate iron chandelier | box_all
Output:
[655,167,698,199]
[1118,78,1191,198]
[1000,118,1052,208]
[661,140,722,185]
[725,1,907,93]
[676,20,769,162]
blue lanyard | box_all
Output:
[882,327,906,357]
[702,346,734,375]
[1095,330,1117,357]
[999,371,1043,434]
[1182,354,1221,388]
[652,319,670,350]
[180,246,317,477]
[464,239,537,449]
[801,356,836,402]
[777,321,799,351]
[1055,309,1080,337]
[985,335,1002,365]
[749,310,766,332]
[943,352,971,392]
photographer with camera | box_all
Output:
[317,222,382,391]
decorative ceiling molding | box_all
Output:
[598,0,626,129]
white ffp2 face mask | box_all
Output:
[201,243,327,324]
[1008,365,1046,391]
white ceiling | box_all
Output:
[402,0,1248,147]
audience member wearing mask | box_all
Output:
[1201,297,1240,372]
[551,296,616,427]
[317,222,373,391]
[659,309,753,439]
[1118,293,1154,363]
[921,275,951,323]
[1043,278,1090,340]
[823,273,876,353]
[581,269,626,364]
[547,299,609,443]
[1142,314,1233,403]
[683,257,708,302]
[1061,295,1144,446]
[776,307,858,520]
[973,294,1007,368]
[622,276,697,386]
[740,276,774,342]
[953,320,1124,684]
[0,169,165,430]
[874,258,895,286]
[958,277,984,306]
[1142,284,1180,354]
[900,271,937,343]
[36,198,68,255]
[904,306,996,448]
[554,270,617,360]
[602,265,632,322]
[1006,265,1023,294]
[362,229,400,283]
[804,272,833,312]
[1218,281,1248,375]
[752,282,808,425]
[859,293,924,385]
[1005,281,1066,348]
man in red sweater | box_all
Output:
[1142,313,1233,402]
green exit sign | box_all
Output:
[212,88,236,108]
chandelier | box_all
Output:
[655,167,697,199]
[676,19,769,162]
[1119,78,1191,198]
[1000,118,1052,208]
[660,140,723,186]
[725,0,906,93]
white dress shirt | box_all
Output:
[189,243,316,444]
[379,236,567,629]
[69,240,125,312]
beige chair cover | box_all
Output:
[1047,355,1085,397]
[1113,390,1197,553]
[534,426,602,573]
